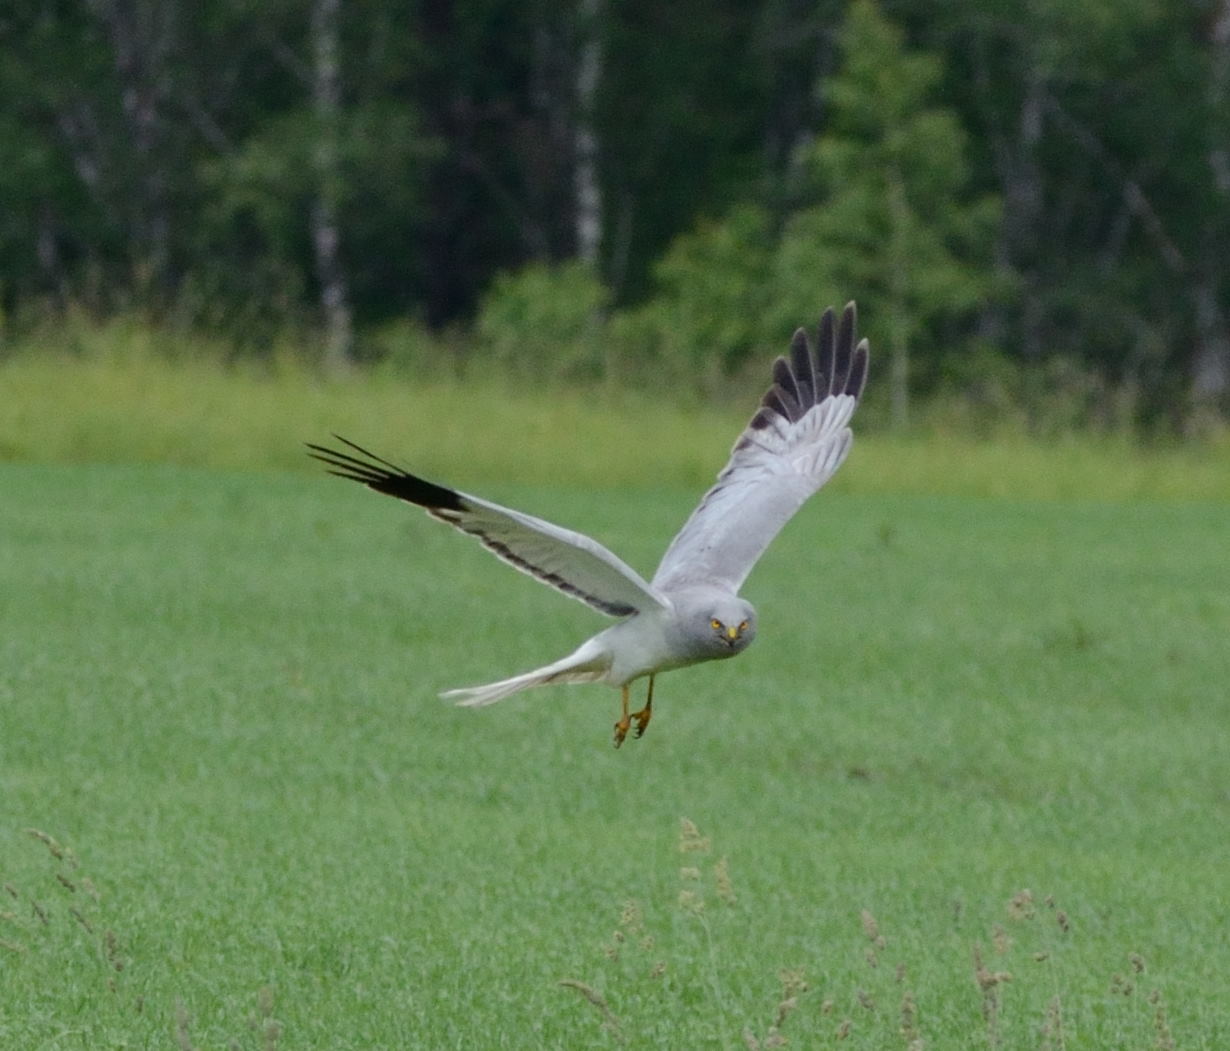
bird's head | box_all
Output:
[701,596,757,657]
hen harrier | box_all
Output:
[309,303,869,746]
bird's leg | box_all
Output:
[613,684,632,748]
[631,675,655,739]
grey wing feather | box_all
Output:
[652,302,869,594]
[308,436,668,618]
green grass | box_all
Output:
[2,324,1229,501]
[2,458,1228,1048]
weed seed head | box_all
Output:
[1007,889,1035,921]
[679,818,711,854]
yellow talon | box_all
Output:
[630,676,655,740]
[613,684,631,748]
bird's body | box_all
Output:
[310,303,868,746]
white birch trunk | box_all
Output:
[311,0,353,372]
[574,0,603,268]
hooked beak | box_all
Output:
[726,625,739,641]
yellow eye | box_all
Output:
[738,620,748,631]
[710,618,722,630]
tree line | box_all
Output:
[2,0,1228,428]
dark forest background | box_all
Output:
[3,0,1229,431]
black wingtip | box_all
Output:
[773,352,803,409]
[307,436,466,513]
[788,327,816,407]
[746,301,869,437]
[834,303,856,389]
[816,307,837,395]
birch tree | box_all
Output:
[310,0,353,370]
[573,0,604,269]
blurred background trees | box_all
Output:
[1,0,1228,429]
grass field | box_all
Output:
[2,342,1229,1046]
[3,327,1229,500]
[2,451,1228,1048]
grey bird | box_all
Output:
[309,303,869,746]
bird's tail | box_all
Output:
[441,639,610,708]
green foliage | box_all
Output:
[1,328,1227,499]
[1,0,1228,425]
[919,0,1229,417]
[775,0,999,425]
[474,261,610,382]
[616,1,999,420]
[1,463,1227,1046]
[595,0,788,301]
[611,205,775,389]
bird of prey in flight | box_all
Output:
[309,303,869,747]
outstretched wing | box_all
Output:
[652,302,869,594]
[308,436,668,618]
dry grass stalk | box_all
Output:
[605,900,650,960]
[25,828,78,868]
[973,943,1012,1048]
[772,995,798,1030]
[861,909,887,950]
[559,979,623,1040]
[677,888,704,914]
[778,969,808,1000]
[104,929,125,972]
[1149,990,1175,1051]
[1039,994,1065,1051]
[992,924,1011,954]
[744,969,808,1048]
[1007,889,1035,922]
[679,818,711,854]
[604,899,659,977]
[770,968,806,1029]
[676,820,729,913]
[861,908,887,972]
[899,989,920,1045]
[619,901,643,930]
